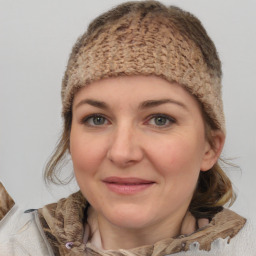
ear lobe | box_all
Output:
[200,130,225,172]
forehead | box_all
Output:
[73,75,201,112]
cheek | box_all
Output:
[70,130,106,180]
[149,135,204,184]
[156,140,199,167]
[143,136,203,214]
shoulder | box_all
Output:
[171,209,256,256]
[224,217,256,255]
[0,183,54,256]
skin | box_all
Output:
[70,75,224,250]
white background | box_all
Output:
[1,0,256,221]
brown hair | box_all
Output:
[44,1,235,219]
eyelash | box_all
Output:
[80,113,176,128]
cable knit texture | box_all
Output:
[61,1,225,132]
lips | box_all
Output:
[102,177,155,195]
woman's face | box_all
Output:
[70,75,216,232]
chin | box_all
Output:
[102,204,155,230]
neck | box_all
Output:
[96,212,185,250]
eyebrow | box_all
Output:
[75,99,109,110]
[139,99,188,110]
[75,98,188,111]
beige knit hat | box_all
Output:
[61,1,225,132]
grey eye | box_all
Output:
[91,116,106,125]
[83,115,108,126]
[147,114,175,128]
[154,116,168,126]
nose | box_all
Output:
[107,125,144,168]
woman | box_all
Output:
[0,1,255,255]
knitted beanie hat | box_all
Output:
[61,1,225,132]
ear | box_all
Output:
[200,130,225,171]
